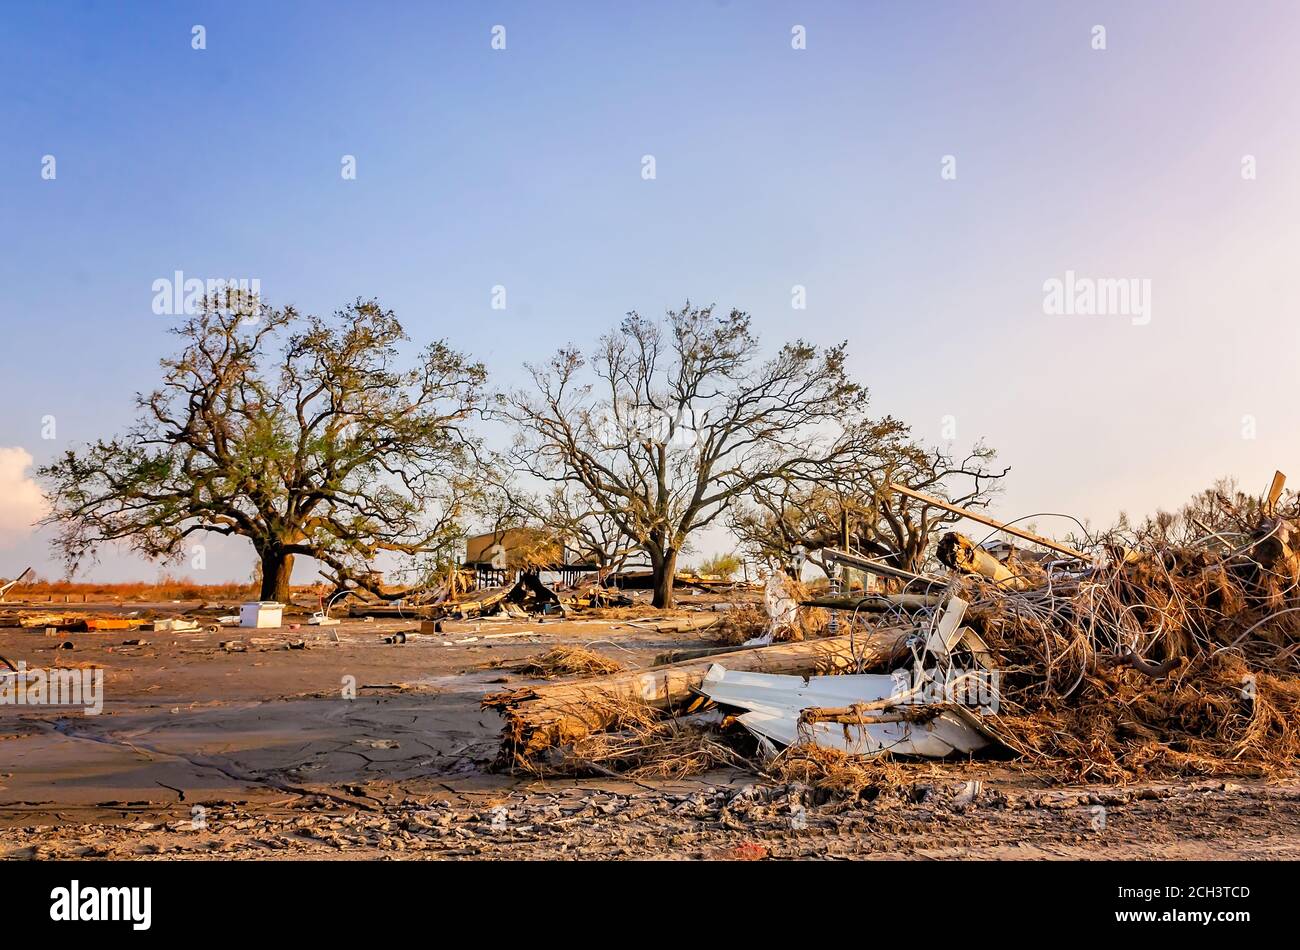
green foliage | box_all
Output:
[695,553,742,580]
[39,297,486,597]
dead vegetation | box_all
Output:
[526,709,753,779]
[768,744,910,800]
[963,546,1300,781]
[1,576,262,603]
[514,646,624,678]
[711,604,769,646]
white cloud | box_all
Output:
[0,447,49,548]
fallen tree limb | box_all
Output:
[483,625,913,757]
[798,703,934,726]
[1104,649,1187,679]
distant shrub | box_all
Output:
[695,553,743,581]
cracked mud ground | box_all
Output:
[4,610,1300,860]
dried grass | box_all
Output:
[515,646,624,678]
[986,653,1300,782]
[768,744,909,800]
[522,706,752,779]
[2,576,262,603]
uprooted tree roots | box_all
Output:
[767,744,912,801]
[981,653,1300,782]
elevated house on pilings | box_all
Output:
[463,528,600,588]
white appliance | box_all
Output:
[239,602,284,628]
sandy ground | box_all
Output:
[3,601,1299,860]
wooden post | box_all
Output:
[937,532,1036,590]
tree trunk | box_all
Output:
[484,624,912,756]
[651,549,677,609]
[258,549,294,601]
[936,532,1034,590]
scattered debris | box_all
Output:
[481,470,1300,786]
[698,666,994,758]
[150,618,199,632]
[0,567,34,602]
[10,612,145,632]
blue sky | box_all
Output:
[3,1,1300,582]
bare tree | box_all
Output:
[39,298,486,601]
[472,477,639,575]
[535,486,640,573]
[731,440,1008,579]
[502,302,887,607]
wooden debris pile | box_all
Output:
[1,611,148,632]
[482,471,1300,785]
[348,569,633,620]
[928,474,1300,780]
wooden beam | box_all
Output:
[1267,470,1287,513]
[886,483,1088,561]
[937,533,1037,590]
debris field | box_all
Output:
[5,476,1300,859]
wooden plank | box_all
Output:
[1267,470,1287,512]
[886,482,1088,561]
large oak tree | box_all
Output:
[40,297,486,601]
[503,302,890,607]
